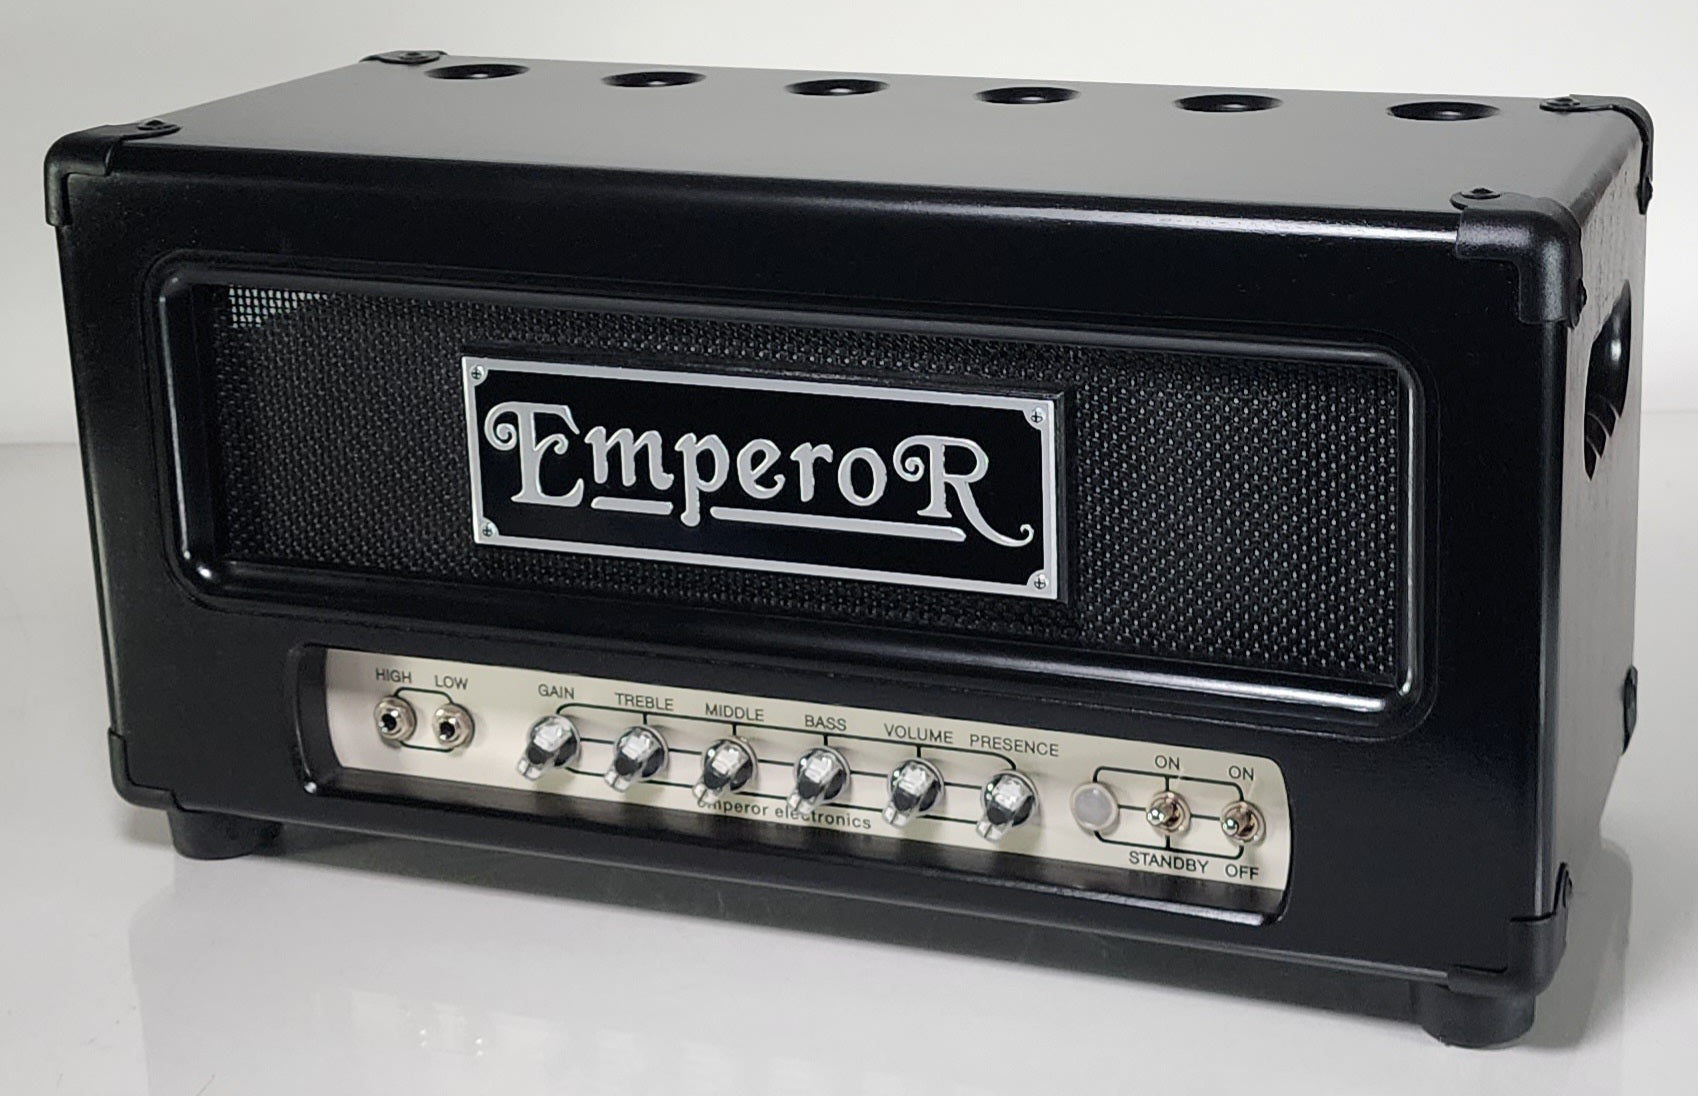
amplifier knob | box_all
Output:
[605,726,668,792]
[882,758,944,827]
[976,771,1037,842]
[787,747,850,816]
[516,715,579,781]
[694,738,759,806]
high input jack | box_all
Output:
[374,696,417,744]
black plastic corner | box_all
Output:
[1450,190,1585,327]
[1541,96,1654,213]
[1622,665,1639,752]
[45,120,180,228]
[108,729,177,810]
[1445,864,1572,997]
[362,50,445,66]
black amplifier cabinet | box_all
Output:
[47,55,1649,1045]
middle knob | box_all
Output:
[694,737,759,806]
[788,746,850,815]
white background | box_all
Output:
[2,0,1696,442]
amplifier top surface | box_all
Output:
[132,55,1640,220]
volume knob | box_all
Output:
[883,758,944,827]
[694,738,759,806]
[976,770,1037,841]
[516,715,579,780]
[788,746,850,815]
[605,726,668,792]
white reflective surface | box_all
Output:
[2,423,1696,1093]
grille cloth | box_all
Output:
[203,285,1406,685]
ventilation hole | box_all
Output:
[427,63,529,81]
[1386,100,1498,121]
[603,70,704,88]
[788,78,887,97]
[1582,283,1632,478]
[976,86,1078,105]
[1176,93,1282,113]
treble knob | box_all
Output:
[787,746,850,816]
[515,715,579,780]
[976,770,1037,842]
[694,738,759,806]
[882,758,944,827]
[605,725,668,792]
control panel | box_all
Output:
[324,649,1291,909]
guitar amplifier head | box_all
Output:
[47,55,1649,1045]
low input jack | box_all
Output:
[430,702,476,750]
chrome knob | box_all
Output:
[788,746,849,815]
[605,726,667,792]
[694,738,758,806]
[882,758,944,827]
[516,715,579,780]
[976,770,1037,841]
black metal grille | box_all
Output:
[201,283,1408,685]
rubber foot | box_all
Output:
[166,808,282,860]
[1410,982,1536,1047]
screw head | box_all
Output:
[468,365,486,383]
[480,520,497,538]
[1029,407,1047,425]
[1464,187,1500,200]
[1031,574,1049,590]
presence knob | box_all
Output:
[605,726,668,791]
[516,715,579,780]
[977,771,1037,841]
[788,746,850,815]
[694,738,759,806]
[883,758,944,827]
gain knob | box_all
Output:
[605,725,668,792]
[694,737,759,806]
[882,758,944,827]
[787,746,849,816]
[516,715,579,780]
[976,770,1037,842]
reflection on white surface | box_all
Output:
[3,422,1697,1094]
[120,830,1631,1096]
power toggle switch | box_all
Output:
[883,758,944,827]
[516,715,579,780]
[694,738,758,806]
[788,747,849,815]
[977,770,1037,841]
[605,726,668,792]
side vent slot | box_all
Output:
[1584,283,1632,477]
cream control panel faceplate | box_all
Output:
[325,649,1291,903]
